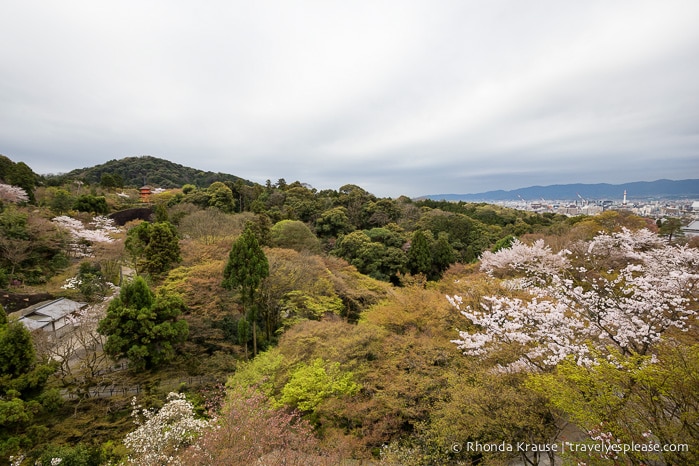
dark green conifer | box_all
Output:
[222,225,269,356]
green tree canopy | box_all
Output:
[222,225,270,303]
[279,358,360,412]
[333,230,407,282]
[315,206,354,238]
[73,194,108,215]
[125,221,181,277]
[431,231,456,279]
[269,220,320,253]
[407,230,432,277]
[365,199,401,226]
[0,305,60,458]
[100,173,117,189]
[658,217,684,242]
[0,318,36,382]
[528,346,699,465]
[0,206,66,285]
[222,225,269,355]
[207,181,236,213]
[5,161,37,203]
[97,276,189,370]
[48,188,74,215]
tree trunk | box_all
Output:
[252,321,257,357]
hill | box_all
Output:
[65,155,252,188]
[421,179,699,202]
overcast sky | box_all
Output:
[1,1,698,198]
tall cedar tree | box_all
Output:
[97,276,189,370]
[407,230,432,277]
[431,232,456,280]
[222,225,269,356]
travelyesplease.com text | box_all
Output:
[452,441,689,455]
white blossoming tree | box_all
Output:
[123,392,209,466]
[52,215,120,257]
[447,227,699,464]
[0,183,29,204]
[449,228,699,370]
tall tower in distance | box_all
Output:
[623,190,627,206]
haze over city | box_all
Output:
[2,0,698,198]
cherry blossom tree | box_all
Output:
[52,215,120,257]
[178,385,335,466]
[123,392,209,466]
[449,228,699,370]
[0,183,29,203]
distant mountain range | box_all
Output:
[421,179,699,202]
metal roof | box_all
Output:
[13,297,86,331]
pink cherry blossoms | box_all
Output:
[52,215,121,257]
[449,228,699,370]
[0,183,29,203]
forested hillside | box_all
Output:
[57,155,251,188]
[0,154,697,465]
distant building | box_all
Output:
[692,201,699,212]
[139,185,152,203]
[581,204,603,215]
[556,205,581,216]
[10,297,87,336]
[683,220,699,238]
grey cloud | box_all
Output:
[1,0,698,198]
